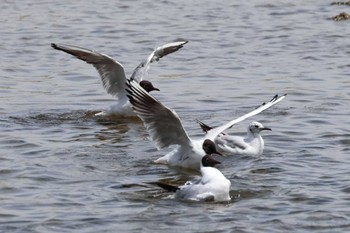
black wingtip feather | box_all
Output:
[256,93,286,109]
[271,94,278,102]
[196,119,213,133]
[51,43,65,52]
[51,43,58,49]
[50,43,82,60]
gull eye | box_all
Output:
[254,125,259,128]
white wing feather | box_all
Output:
[130,40,188,82]
[206,94,286,141]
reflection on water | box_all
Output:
[1,0,350,232]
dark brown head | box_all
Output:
[139,80,160,92]
[201,154,221,167]
[202,139,222,155]
[201,139,222,167]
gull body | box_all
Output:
[198,121,271,156]
[51,41,188,116]
[126,79,286,170]
[176,165,231,202]
[158,150,231,202]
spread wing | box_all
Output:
[126,79,192,149]
[206,94,287,141]
[51,43,127,100]
[130,40,188,82]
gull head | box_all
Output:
[139,80,160,92]
[248,121,271,134]
[201,154,221,167]
[202,139,222,156]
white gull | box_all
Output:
[126,79,286,170]
[51,41,188,116]
[197,120,272,156]
[157,145,231,202]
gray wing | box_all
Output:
[126,79,192,149]
[197,121,246,149]
[217,135,247,150]
[51,43,127,100]
[130,40,188,82]
[206,94,287,141]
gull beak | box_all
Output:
[214,151,223,156]
[206,154,221,166]
[152,87,160,91]
[261,127,272,131]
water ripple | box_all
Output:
[1,0,350,232]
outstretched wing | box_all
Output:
[206,94,287,141]
[130,40,188,82]
[51,43,127,100]
[126,79,192,149]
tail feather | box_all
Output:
[156,182,179,192]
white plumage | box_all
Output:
[157,144,231,202]
[175,164,231,202]
[198,121,272,156]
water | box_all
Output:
[1,0,350,232]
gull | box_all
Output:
[126,79,286,170]
[197,120,272,156]
[157,142,231,202]
[51,40,188,116]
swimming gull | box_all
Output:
[157,141,231,202]
[198,120,271,156]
